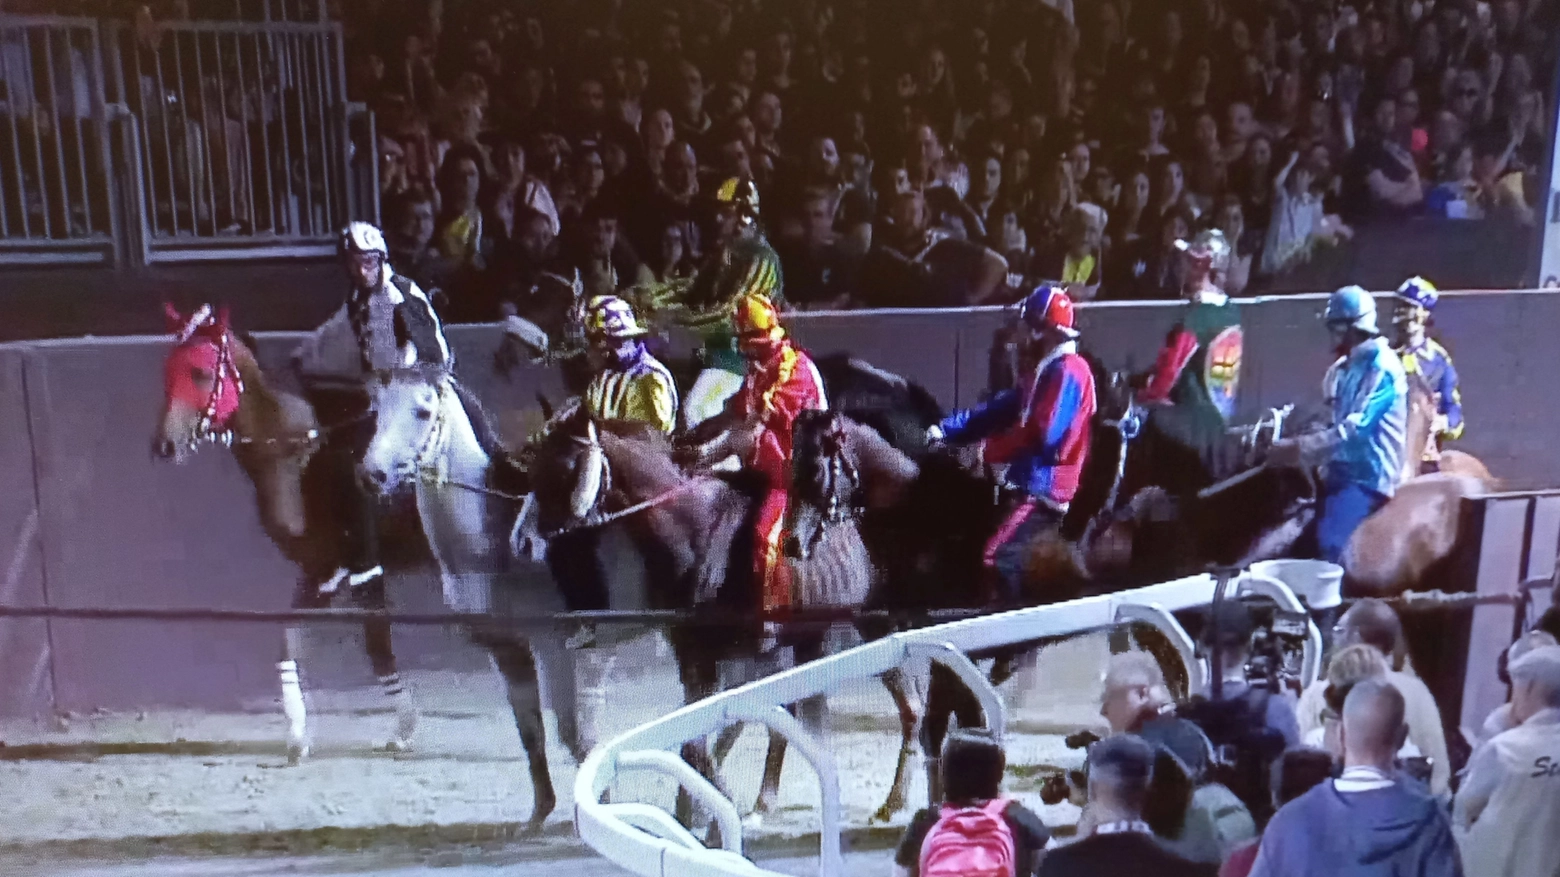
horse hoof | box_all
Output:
[287,741,310,765]
[741,811,765,831]
[383,738,412,754]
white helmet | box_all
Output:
[339,221,388,258]
[1324,285,1379,335]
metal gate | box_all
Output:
[0,8,364,267]
[0,15,119,265]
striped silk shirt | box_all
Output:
[584,353,680,433]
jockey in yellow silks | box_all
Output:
[1391,276,1464,474]
[580,295,679,432]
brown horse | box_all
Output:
[526,406,916,823]
[152,304,415,763]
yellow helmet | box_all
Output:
[583,295,648,339]
[732,293,784,342]
[714,176,761,226]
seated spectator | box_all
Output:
[1213,197,1252,296]
[564,200,652,302]
[1344,95,1425,220]
[1424,144,1485,219]
[494,138,559,236]
[1296,599,1450,796]
[857,190,1008,308]
[648,222,695,283]
[893,728,1051,877]
[385,186,454,299]
[1220,748,1337,877]
[1035,203,1105,301]
[434,144,489,269]
[1040,734,1216,877]
[1454,644,1560,875]
[1247,679,1463,877]
[776,188,859,310]
[1108,207,1191,300]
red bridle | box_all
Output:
[164,304,245,447]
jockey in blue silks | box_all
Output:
[928,285,1097,604]
[1270,285,1407,564]
[1393,276,1464,475]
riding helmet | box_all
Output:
[714,176,761,226]
[1174,228,1232,276]
[1393,276,1439,312]
[732,292,785,342]
[338,221,389,259]
[584,295,649,340]
[1018,284,1081,339]
[1324,285,1379,335]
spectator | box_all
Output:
[385,186,454,299]
[858,190,1008,308]
[776,188,858,310]
[566,199,652,301]
[1111,165,1153,249]
[1220,748,1337,877]
[1040,735,1216,877]
[1262,150,1350,278]
[494,139,560,237]
[1470,630,1559,749]
[1425,143,1485,220]
[1214,197,1252,297]
[1247,679,1463,877]
[649,222,696,283]
[1036,203,1105,301]
[1296,599,1450,796]
[1111,207,1192,301]
[893,728,1051,877]
[434,144,488,268]
[966,151,1005,237]
[1346,95,1425,219]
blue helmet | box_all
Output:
[1324,285,1379,335]
[1394,276,1439,311]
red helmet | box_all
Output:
[1018,284,1080,338]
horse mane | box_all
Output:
[224,332,318,440]
[594,417,685,490]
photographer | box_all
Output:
[1181,601,1300,826]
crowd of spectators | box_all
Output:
[335,0,1559,319]
[888,599,1560,876]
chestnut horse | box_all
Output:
[153,304,415,763]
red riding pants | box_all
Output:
[755,488,792,613]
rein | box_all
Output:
[540,476,713,538]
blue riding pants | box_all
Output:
[1317,481,1390,564]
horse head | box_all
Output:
[785,409,862,561]
[154,302,245,463]
[528,404,610,534]
[359,366,453,494]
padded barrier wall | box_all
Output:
[0,292,1553,714]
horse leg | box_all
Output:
[922,661,986,805]
[278,623,309,764]
[532,631,590,763]
[873,666,920,823]
[674,645,720,828]
[755,636,826,817]
[353,574,415,751]
[486,635,556,831]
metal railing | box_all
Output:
[0,10,363,266]
[575,570,1324,877]
[0,15,118,265]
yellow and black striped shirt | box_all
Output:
[584,354,680,434]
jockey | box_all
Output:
[725,292,827,615]
[1271,286,1408,564]
[679,177,788,429]
[1392,276,1464,473]
[292,222,510,601]
[581,295,679,433]
[1136,229,1245,496]
[928,285,1097,605]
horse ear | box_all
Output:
[163,302,184,333]
[586,418,598,443]
[536,393,555,421]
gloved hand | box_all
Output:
[1431,413,1450,436]
[925,424,946,445]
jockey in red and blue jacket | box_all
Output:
[929,285,1097,604]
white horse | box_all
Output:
[358,367,589,830]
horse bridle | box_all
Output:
[407,377,456,485]
[172,307,247,450]
[813,418,862,527]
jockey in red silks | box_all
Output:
[929,285,1097,605]
[726,292,828,615]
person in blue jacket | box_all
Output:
[1269,286,1407,564]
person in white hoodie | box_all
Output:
[1454,644,1560,876]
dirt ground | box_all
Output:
[0,631,1112,854]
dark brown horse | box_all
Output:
[152,304,415,763]
[525,405,918,823]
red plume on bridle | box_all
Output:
[162,302,244,442]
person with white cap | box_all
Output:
[1471,630,1560,749]
[1268,286,1407,564]
[1453,643,1560,876]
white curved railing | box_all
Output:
[575,570,1323,877]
